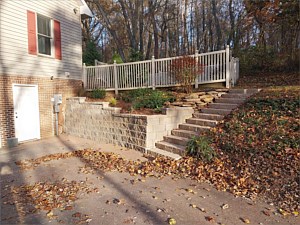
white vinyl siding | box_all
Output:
[0,0,83,80]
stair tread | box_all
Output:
[187,118,218,123]
[147,148,182,160]
[229,88,261,93]
[173,129,199,135]
[156,141,186,150]
[193,112,223,116]
[180,123,211,128]
[223,95,248,98]
[165,135,189,141]
[193,112,224,118]
[203,108,231,111]
[215,98,244,102]
[209,103,238,106]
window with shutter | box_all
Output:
[27,11,62,60]
[27,10,37,55]
[37,14,52,55]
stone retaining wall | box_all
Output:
[65,97,193,152]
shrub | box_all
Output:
[186,136,215,162]
[120,88,153,103]
[171,56,203,93]
[82,41,101,66]
[112,52,124,64]
[109,97,117,106]
[120,88,176,110]
[91,89,106,99]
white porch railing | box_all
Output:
[83,45,239,94]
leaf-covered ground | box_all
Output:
[236,72,299,88]
[210,85,300,212]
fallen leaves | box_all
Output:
[168,218,176,225]
[113,198,126,205]
[3,179,96,216]
[241,218,251,224]
[205,216,214,222]
[221,204,229,210]
[14,145,299,214]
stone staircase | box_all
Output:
[148,89,261,159]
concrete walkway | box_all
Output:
[0,134,145,163]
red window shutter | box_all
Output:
[54,20,62,60]
[27,10,37,55]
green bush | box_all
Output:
[83,41,101,66]
[112,52,124,64]
[91,89,106,99]
[186,136,215,162]
[120,88,176,110]
[120,88,153,103]
[109,97,117,106]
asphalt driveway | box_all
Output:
[0,135,299,225]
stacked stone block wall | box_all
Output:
[65,98,194,152]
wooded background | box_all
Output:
[82,0,299,73]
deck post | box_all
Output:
[113,60,118,95]
[151,56,155,90]
[225,45,230,88]
[83,63,87,89]
[194,50,199,89]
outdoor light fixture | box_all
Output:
[73,7,79,14]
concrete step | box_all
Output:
[201,108,232,116]
[146,148,182,160]
[222,93,249,99]
[172,129,199,139]
[229,89,261,94]
[179,123,210,133]
[192,113,224,121]
[186,118,218,127]
[208,103,238,110]
[215,98,245,104]
[155,141,186,156]
[164,135,190,146]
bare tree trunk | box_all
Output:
[145,32,152,59]
[211,0,222,50]
[139,0,144,58]
[202,0,207,52]
[228,0,234,47]
[119,0,137,51]
[93,1,126,61]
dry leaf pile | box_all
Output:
[3,179,96,216]
[15,146,299,213]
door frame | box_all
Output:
[12,83,41,142]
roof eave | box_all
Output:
[80,0,93,18]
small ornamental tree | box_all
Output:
[83,41,101,66]
[171,56,203,93]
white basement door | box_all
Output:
[13,84,41,142]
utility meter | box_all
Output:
[51,94,62,113]
[54,94,62,104]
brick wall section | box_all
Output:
[65,97,194,152]
[0,75,82,147]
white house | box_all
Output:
[0,0,92,148]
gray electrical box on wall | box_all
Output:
[51,94,62,113]
[51,94,63,136]
[54,94,62,104]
